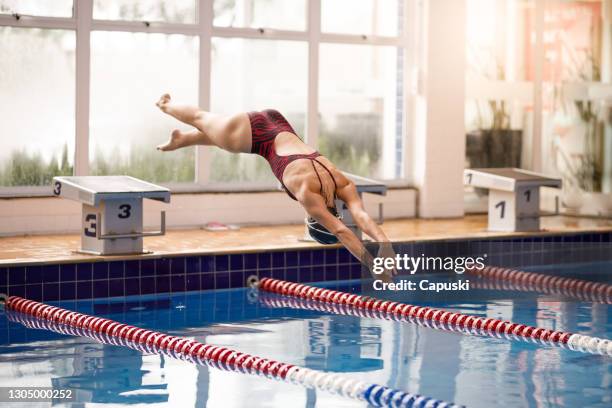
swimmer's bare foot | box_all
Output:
[157,129,185,152]
[156,93,171,113]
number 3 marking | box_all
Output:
[84,214,97,237]
[53,181,62,195]
[118,204,131,219]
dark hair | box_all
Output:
[306,207,342,245]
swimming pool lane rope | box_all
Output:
[255,278,612,357]
[466,266,612,304]
[1,296,463,408]
[470,279,611,304]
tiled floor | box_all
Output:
[1,215,611,266]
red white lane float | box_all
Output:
[470,279,611,304]
[255,277,612,357]
[1,295,463,408]
[466,266,612,304]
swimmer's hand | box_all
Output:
[377,243,398,276]
[373,269,393,284]
[365,243,396,283]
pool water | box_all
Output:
[0,264,611,408]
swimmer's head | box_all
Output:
[306,207,341,245]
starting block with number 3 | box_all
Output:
[52,176,170,255]
[464,168,562,232]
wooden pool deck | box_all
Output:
[1,215,611,266]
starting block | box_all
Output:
[302,173,387,241]
[52,176,170,255]
[464,168,562,232]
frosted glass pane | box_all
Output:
[93,0,196,23]
[319,44,402,179]
[321,0,401,37]
[214,0,306,31]
[0,0,73,17]
[90,32,199,183]
[0,27,75,187]
[209,38,308,183]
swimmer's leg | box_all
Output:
[156,94,202,127]
[157,129,212,152]
[156,93,250,152]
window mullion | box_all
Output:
[401,0,414,182]
[90,20,199,35]
[74,0,93,176]
[0,14,76,29]
[319,32,403,46]
[196,0,214,184]
[307,0,321,149]
[532,0,544,172]
[211,26,308,41]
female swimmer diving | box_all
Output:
[156,94,395,281]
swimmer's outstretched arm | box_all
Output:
[299,190,393,281]
[337,181,397,277]
[300,191,372,264]
[337,181,390,243]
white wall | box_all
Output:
[412,0,466,218]
[0,189,416,236]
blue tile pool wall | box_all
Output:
[0,248,362,302]
[392,234,612,275]
[1,231,611,302]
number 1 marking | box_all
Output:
[524,189,531,202]
[495,201,506,219]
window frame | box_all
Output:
[0,0,413,197]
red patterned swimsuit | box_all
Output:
[248,109,335,201]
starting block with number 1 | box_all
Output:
[464,168,562,232]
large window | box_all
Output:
[538,0,612,211]
[464,0,612,215]
[0,0,410,195]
